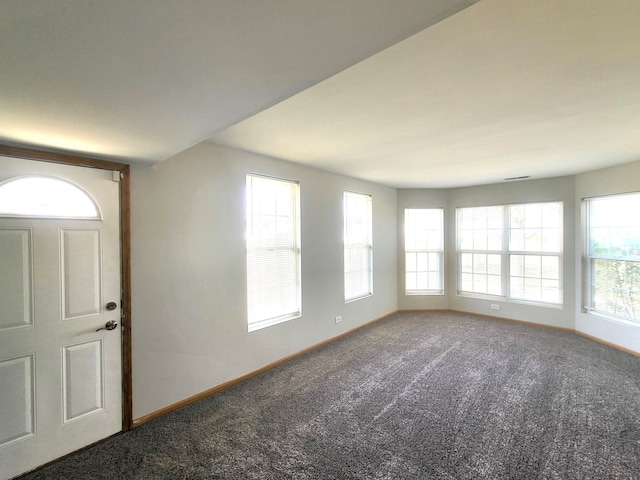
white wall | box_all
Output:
[130,142,397,419]
[397,189,450,310]
[130,144,639,419]
[398,169,640,354]
[574,159,640,354]
[397,177,577,329]
[448,177,576,329]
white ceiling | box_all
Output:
[2,0,640,188]
[214,0,640,188]
[0,0,475,164]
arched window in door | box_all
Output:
[0,176,101,219]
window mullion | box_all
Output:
[458,202,562,305]
[503,205,509,299]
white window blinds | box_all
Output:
[344,191,372,302]
[246,175,301,331]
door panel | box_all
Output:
[0,157,122,480]
[63,340,104,422]
[0,229,33,330]
[0,354,35,447]
[61,228,102,320]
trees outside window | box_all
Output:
[586,193,640,322]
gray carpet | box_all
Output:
[17,311,640,479]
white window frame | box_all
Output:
[507,202,563,304]
[456,202,563,306]
[585,192,640,323]
[246,174,301,331]
[404,208,444,295]
[457,205,504,297]
[0,176,101,219]
[344,191,373,302]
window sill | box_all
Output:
[345,293,372,304]
[248,312,301,332]
[457,292,563,309]
[405,290,444,296]
[583,308,640,327]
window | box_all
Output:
[458,206,503,296]
[457,202,562,304]
[246,175,301,331]
[508,203,562,303]
[344,191,372,301]
[0,176,100,219]
[404,208,444,295]
[586,193,640,322]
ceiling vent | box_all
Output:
[504,176,530,181]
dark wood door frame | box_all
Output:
[0,144,134,431]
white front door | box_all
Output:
[0,157,122,480]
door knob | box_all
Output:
[96,320,118,332]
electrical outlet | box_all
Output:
[491,304,500,310]
[335,316,342,323]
